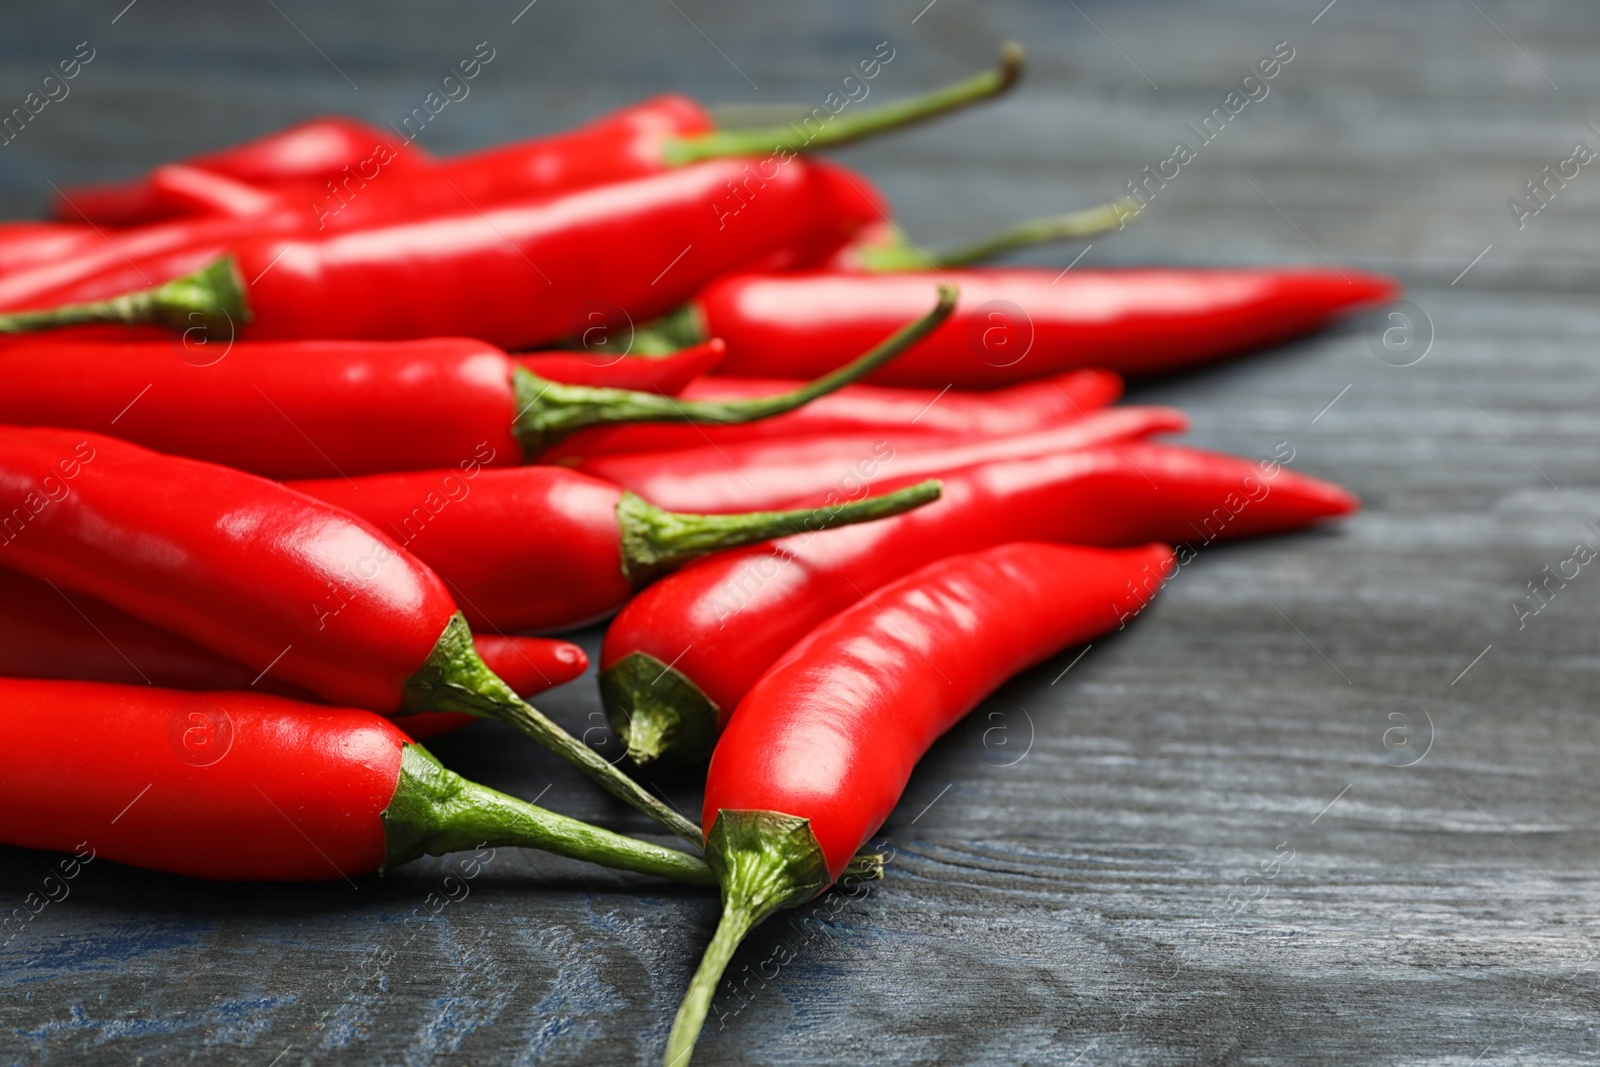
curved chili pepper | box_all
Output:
[574,403,1189,512]
[291,47,1015,236]
[0,566,586,743]
[0,677,711,885]
[542,367,1121,459]
[515,338,725,395]
[600,440,1357,764]
[634,267,1400,387]
[663,540,1175,1064]
[291,466,940,633]
[0,289,951,479]
[0,426,698,843]
[0,159,883,350]
[54,117,431,226]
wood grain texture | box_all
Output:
[2,1,1598,1064]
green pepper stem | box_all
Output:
[664,811,834,1067]
[0,257,250,336]
[381,744,715,885]
[859,196,1145,272]
[666,904,759,1067]
[617,479,941,586]
[513,284,958,455]
[662,43,1023,167]
[402,613,703,846]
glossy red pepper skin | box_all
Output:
[400,95,707,197]
[0,337,523,480]
[0,566,585,719]
[288,464,938,634]
[244,160,871,347]
[692,268,1400,387]
[292,467,640,634]
[96,97,713,233]
[600,441,1356,763]
[287,96,719,234]
[543,367,1121,459]
[0,223,105,274]
[0,208,311,313]
[515,338,725,395]
[0,678,401,880]
[0,427,454,712]
[0,336,742,479]
[54,117,431,226]
[0,565,312,698]
[133,165,282,219]
[704,541,1175,875]
[24,160,877,349]
[575,404,1189,512]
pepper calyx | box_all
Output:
[600,650,722,766]
[402,612,704,846]
[663,810,832,1065]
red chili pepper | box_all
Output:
[351,48,1014,219]
[0,426,698,842]
[514,338,725,395]
[600,440,1356,764]
[573,403,1189,512]
[541,367,1121,459]
[0,677,712,885]
[0,159,882,351]
[290,466,940,634]
[663,540,1175,1063]
[331,96,711,228]
[53,117,432,226]
[0,289,951,479]
[641,267,1399,387]
[0,566,586,743]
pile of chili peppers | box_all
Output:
[0,44,1394,1065]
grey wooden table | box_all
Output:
[4,1,1599,1064]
